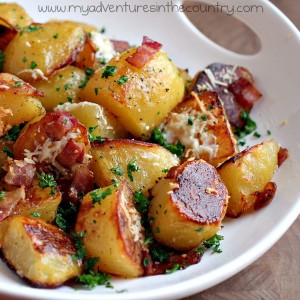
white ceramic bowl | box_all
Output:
[0,0,299,299]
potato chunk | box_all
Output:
[149,159,228,251]
[2,216,82,287]
[75,181,144,278]
[91,139,179,193]
[3,21,85,82]
[79,48,185,138]
[217,139,280,217]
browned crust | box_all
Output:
[92,138,161,149]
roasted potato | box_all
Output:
[91,139,179,193]
[3,21,85,82]
[32,66,86,110]
[56,101,128,139]
[0,73,45,131]
[217,139,280,217]
[163,91,237,167]
[149,159,228,251]
[75,181,144,278]
[79,48,185,138]
[2,216,82,287]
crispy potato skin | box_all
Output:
[91,139,179,193]
[32,66,86,111]
[2,216,82,287]
[149,159,228,251]
[56,101,128,139]
[79,49,185,138]
[3,21,85,82]
[75,181,144,278]
[217,139,280,217]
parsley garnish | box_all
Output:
[196,247,205,254]
[201,114,207,121]
[30,61,37,70]
[150,127,185,158]
[23,24,41,34]
[0,191,5,199]
[162,168,169,173]
[71,232,87,260]
[117,75,129,85]
[203,234,224,254]
[110,166,124,176]
[4,125,22,141]
[53,33,59,39]
[55,202,78,232]
[67,97,72,103]
[36,172,57,196]
[166,264,182,274]
[187,116,193,125]
[235,110,257,139]
[64,83,72,90]
[90,188,112,205]
[149,246,168,263]
[0,51,5,71]
[78,272,112,290]
[79,76,90,89]
[88,126,104,142]
[127,158,139,181]
[2,146,14,158]
[94,87,99,95]
[22,56,27,63]
[253,131,261,138]
[85,68,95,76]
[13,81,23,87]
[143,257,150,267]
[133,190,150,214]
[102,66,117,79]
[267,130,271,135]
[30,212,41,218]
[100,27,106,34]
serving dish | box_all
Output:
[0,0,299,299]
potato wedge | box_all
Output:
[163,91,238,167]
[91,139,179,193]
[75,181,144,278]
[0,73,45,131]
[2,216,82,287]
[80,48,185,138]
[3,21,85,82]
[217,139,280,217]
[149,159,228,251]
[56,101,128,139]
[32,66,86,110]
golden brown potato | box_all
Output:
[75,181,144,278]
[3,21,85,82]
[162,91,238,167]
[0,73,45,131]
[79,48,185,138]
[32,66,86,110]
[178,68,192,95]
[2,216,82,287]
[148,159,228,251]
[56,101,128,139]
[217,139,280,217]
[91,139,179,193]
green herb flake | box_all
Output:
[53,33,59,39]
[133,190,150,214]
[201,114,207,121]
[0,51,5,71]
[149,247,168,263]
[196,247,205,254]
[30,212,41,218]
[36,172,57,196]
[187,116,194,126]
[166,264,182,274]
[0,191,5,199]
[4,125,22,141]
[102,66,117,79]
[143,257,150,267]
[25,24,42,33]
[90,188,112,205]
[30,61,37,70]
[85,68,95,76]
[12,81,23,87]
[235,110,257,139]
[117,75,129,85]
[2,147,14,158]
[110,166,124,176]
[79,76,89,89]
[88,126,104,143]
[22,56,27,63]
[127,157,139,181]
[203,234,224,254]
[78,272,112,290]
[253,131,261,138]
[55,202,78,232]
[162,168,169,173]
[64,83,72,90]
[71,231,87,260]
[94,87,99,95]
[67,97,73,103]
[100,27,106,34]
[267,130,272,135]
[196,228,204,232]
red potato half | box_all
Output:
[149,159,228,251]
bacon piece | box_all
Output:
[55,139,84,169]
[0,186,25,221]
[144,249,203,276]
[228,77,262,110]
[111,39,131,53]
[4,159,36,187]
[126,36,162,68]
[278,147,289,167]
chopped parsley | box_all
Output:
[267,130,272,135]
[166,264,182,274]
[162,168,169,173]
[102,66,117,79]
[133,190,150,214]
[0,191,5,199]
[143,257,150,267]
[71,231,87,260]
[36,172,57,196]
[79,77,90,89]
[85,68,95,76]
[88,126,104,142]
[4,124,22,141]
[13,81,23,87]
[117,75,129,85]
[30,61,37,70]
[53,33,59,39]
[196,247,205,254]
[0,51,5,71]
[127,158,139,181]
[55,202,78,232]
[200,114,207,121]
[150,127,185,158]
[94,87,99,95]
[21,24,42,34]
[203,234,224,254]
[2,146,14,158]
[187,116,194,126]
[67,97,73,103]
[90,188,112,205]
[78,271,112,290]
[64,83,72,90]
[253,131,261,138]
[196,227,204,232]
[100,27,106,34]
[22,56,27,63]
[235,110,257,139]
[30,212,41,218]
[149,246,168,263]
[110,166,124,176]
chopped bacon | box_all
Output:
[111,39,131,53]
[0,186,25,222]
[55,138,84,169]
[46,111,78,141]
[126,36,162,68]
[254,182,277,210]
[143,249,203,276]
[4,159,36,187]
[228,77,262,110]
[278,147,289,167]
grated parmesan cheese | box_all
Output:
[17,69,48,81]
